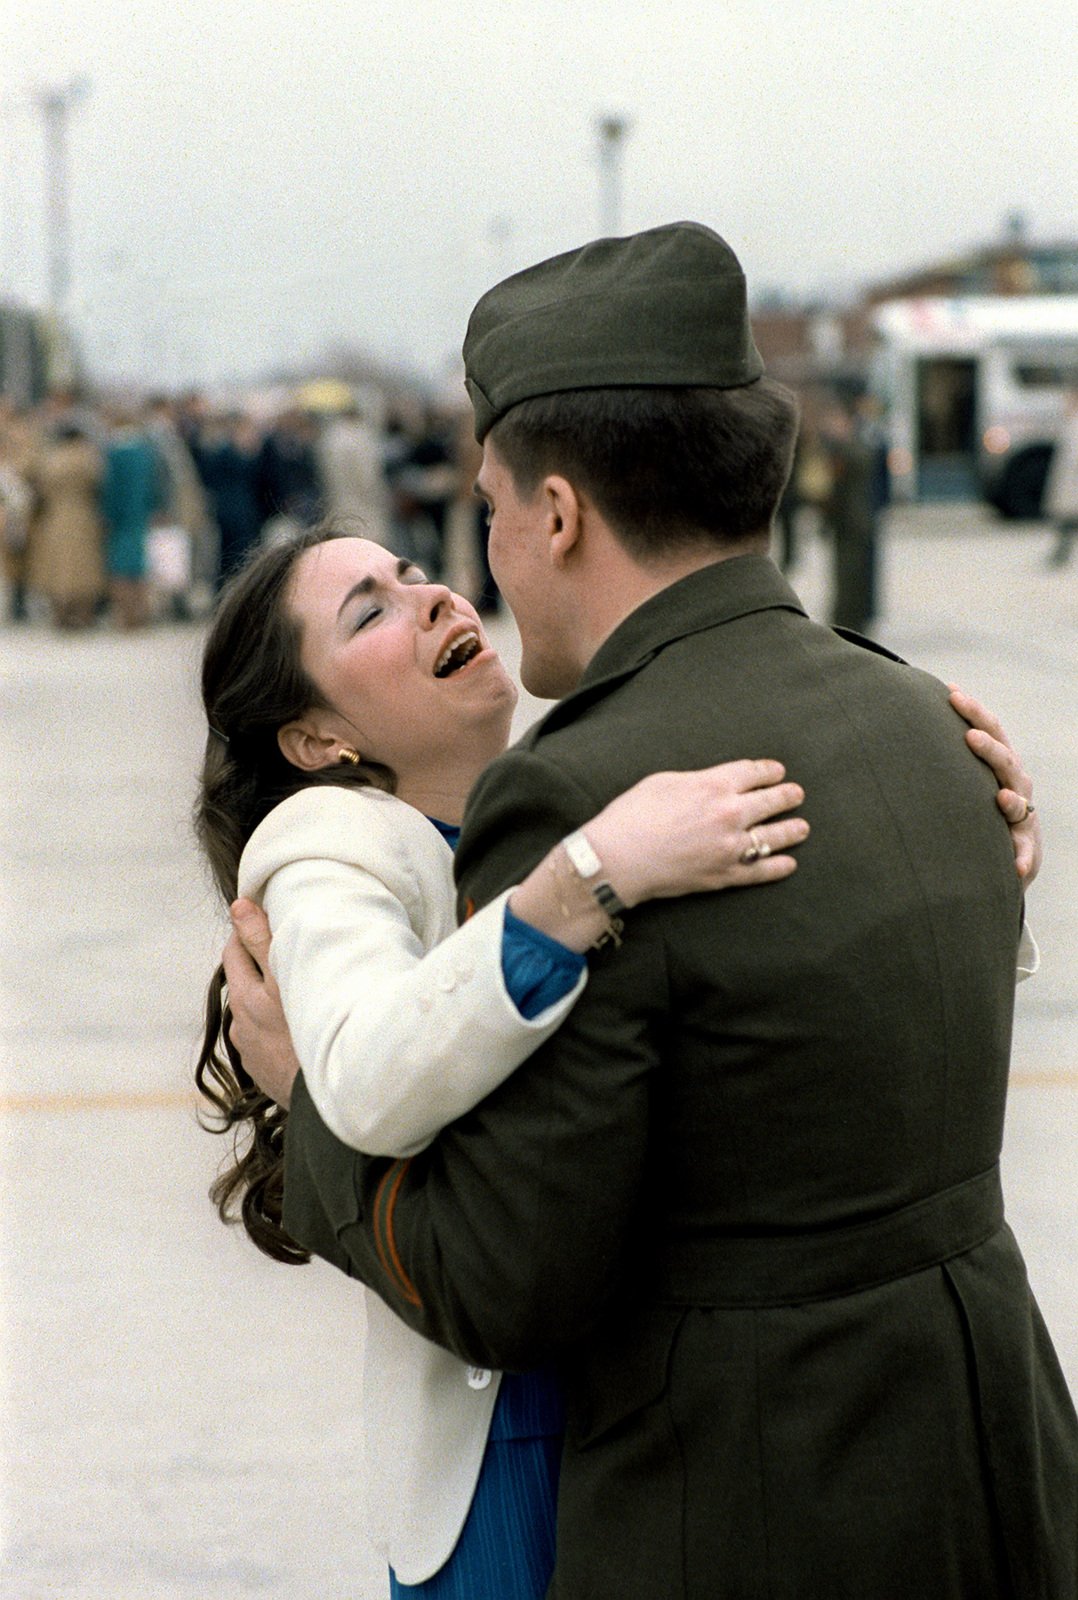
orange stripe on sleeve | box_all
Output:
[372,1162,400,1296]
[372,1159,423,1309]
[383,1159,422,1308]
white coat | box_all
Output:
[238,784,585,1582]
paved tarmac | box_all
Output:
[1,506,1076,1598]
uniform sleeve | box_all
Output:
[263,851,586,1159]
[283,749,667,1370]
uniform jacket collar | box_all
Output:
[525,553,806,743]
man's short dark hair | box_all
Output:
[489,378,800,560]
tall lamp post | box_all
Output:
[35,75,91,319]
[595,113,632,237]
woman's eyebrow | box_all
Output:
[336,559,421,619]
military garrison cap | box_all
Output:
[463,220,765,440]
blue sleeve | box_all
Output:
[501,905,586,1020]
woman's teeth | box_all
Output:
[434,631,481,678]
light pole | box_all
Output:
[34,76,91,318]
[595,113,632,237]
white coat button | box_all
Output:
[437,973,456,992]
[418,995,432,1013]
[466,1366,492,1390]
[457,965,474,983]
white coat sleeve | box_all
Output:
[243,796,586,1159]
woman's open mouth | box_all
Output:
[434,629,483,678]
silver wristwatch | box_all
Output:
[562,829,627,918]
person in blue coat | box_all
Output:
[102,404,165,628]
[193,412,264,588]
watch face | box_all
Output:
[565,830,602,878]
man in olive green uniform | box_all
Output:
[279,224,1077,1596]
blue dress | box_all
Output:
[388,820,584,1599]
[389,1369,565,1600]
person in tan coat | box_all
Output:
[26,423,106,630]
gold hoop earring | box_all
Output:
[338,747,361,766]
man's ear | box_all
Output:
[544,475,582,564]
[277,719,341,773]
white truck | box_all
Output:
[871,295,1078,518]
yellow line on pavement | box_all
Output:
[0,1074,1074,1115]
[0,1089,198,1113]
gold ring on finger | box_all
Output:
[740,828,769,865]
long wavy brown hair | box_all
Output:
[193,526,393,1262]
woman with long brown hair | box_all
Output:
[194,526,812,1596]
[194,527,1038,1599]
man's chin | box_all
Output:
[520,655,582,702]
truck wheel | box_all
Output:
[997,446,1053,520]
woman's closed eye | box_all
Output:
[348,566,428,631]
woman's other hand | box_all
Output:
[586,759,809,908]
[949,687,1041,885]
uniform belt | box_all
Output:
[658,1163,1003,1308]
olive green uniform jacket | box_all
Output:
[284,554,1078,1599]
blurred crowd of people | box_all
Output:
[6,376,1073,641]
[0,387,499,632]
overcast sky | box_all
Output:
[2,0,1075,391]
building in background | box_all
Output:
[0,302,81,408]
